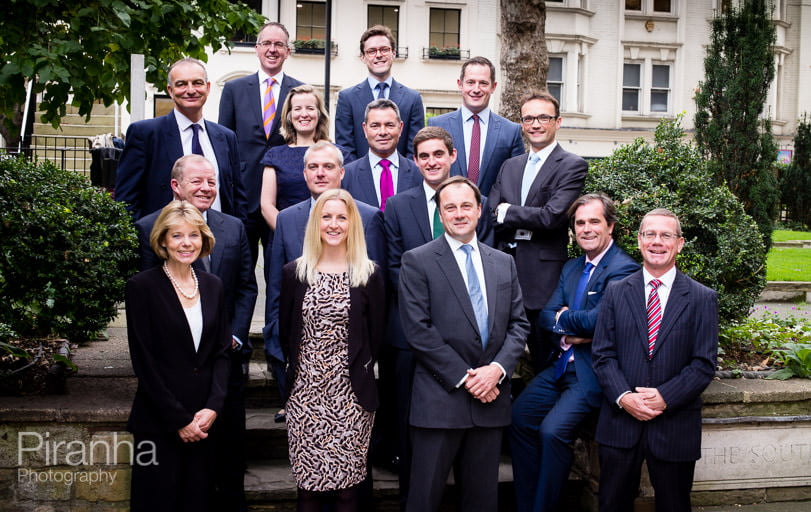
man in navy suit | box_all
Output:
[399,176,528,511]
[336,25,424,160]
[489,90,588,373]
[592,209,718,512]
[510,193,639,512]
[116,58,246,222]
[218,22,304,264]
[264,141,387,405]
[383,126,494,505]
[134,154,257,512]
[427,56,524,196]
[342,98,423,210]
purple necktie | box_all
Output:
[262,77,276,138]
[468,114,481,185]
[379,159,394,211]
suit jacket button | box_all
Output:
[193,368,199,375]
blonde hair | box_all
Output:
[296,189,375,287]
[279,84,331,144]
[150,200,215,260]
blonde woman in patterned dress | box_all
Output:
[278,189,385,511]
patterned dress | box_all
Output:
[285,272,374,491]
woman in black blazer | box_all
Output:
[126,200,230,512]
[278,189,385,512]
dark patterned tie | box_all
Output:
[468,114,481,185]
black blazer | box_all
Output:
[125,266,231,434]
[278,262,386,412]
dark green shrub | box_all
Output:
[779,114,811,229]
[585,116,766,324]
[0,157,137,341]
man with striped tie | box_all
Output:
[591,208,719,512]
[218,22,304,265]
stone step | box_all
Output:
[772,240,811,249]
[245,407,289,460]
[34,123,117,137]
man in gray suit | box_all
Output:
[428,56,524,196]
[399,176,529,511]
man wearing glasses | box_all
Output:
[488,91,588,374]
[336,25,424,160]
[218,22,304,265]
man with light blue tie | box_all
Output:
[509,193,639,512]
[427,56,524,196]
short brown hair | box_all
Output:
[150,200,215,261]
[640,208,683,237]
[520,90,560,118]
[360,25,396,55]
[435,176,482,208]
[460,56,496,83]
[412,126,455,156]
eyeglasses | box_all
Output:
[257,40,288,50]
[520,114,558,125]
[639,231,680,241]
[364,46,393,57]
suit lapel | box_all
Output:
[512,154,531,201]
[407,190,433,242]
[479,115,501,179]
[162,112,184,165]
[271,74,292,137]
[246,73,262,128]
[450,111,468,175]
[291,202,310,255]
[651,271,689,358]
[525,145,563,205]
[621,272,649,355]
[358,158,380,207]
[388,79,403,105]
[206,211,225,273]
[480,244,498,335]
[434,239,479,336]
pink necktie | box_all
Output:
[379,159,394,211]
[262,77,276,138]
[646,279,663,359]
[468,114,481,185]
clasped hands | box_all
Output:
[464,364,503,404]
[619,387,667,421]
[178,408,218,443]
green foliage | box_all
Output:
[0,157,138,341]
[586,115,765,324]
[768,344,811,380]
[0,0,264,142]
[772,229,811,242]
[694,0,778,248]
[779,114,811,229]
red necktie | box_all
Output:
[646,279,663,359]
[468,114,481,185]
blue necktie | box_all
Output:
[190,124,204,156]
[554,261,594,379]
[461,244,488,349]
[376,82,389,100]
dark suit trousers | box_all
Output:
[510,362,597,512]
[598,436,696,512]
[245,209,270,267]
[407,426,502,512]
[131,431,215,512]
[211,350,248,512]
[526,307,555,373]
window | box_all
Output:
[548,57,564,105]
[368,5,400,44]
[622,63,641,112]
[650,64,670,112]
[626,0,672,13]
[229,0,261,45]
[296,1,326,42]
[429,8,460,51]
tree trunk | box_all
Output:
[499,0,547,122]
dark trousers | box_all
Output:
[406,426,503,512]
[212,351,248,512]
[524,307,555,374]
[245,208,270,268]
[510,362,597,512]
[598,438,696,512]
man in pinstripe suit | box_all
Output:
[591,208,718,512]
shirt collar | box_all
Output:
[174,109,202,131]
[368,76,393,92]
[530,140,557,163]
[444,232,479,252]
[586,239,613,268]
[259,70,285,86]
[461,105,490,125]
[369,151,399,170]
[423,182,438,205]
[643,265,677,289]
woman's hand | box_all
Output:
[178,419,208,443]
[194,408,218,433]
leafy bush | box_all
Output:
[585,116,766,324]
[0,157,137,341]
[779,113,811,229]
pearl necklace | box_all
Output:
[163,261,198,299]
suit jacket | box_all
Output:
[428,109,524,196]
[488,144,588,309]
[591,270,718,461]
[125,267,231,433]
[135,209,258,344]
[278,262,386,411]
[115,110,247,221]
[398,236,529,429]
[335,78,425,160]
[218,72,304,214]
[539,243,640,406]
[341,152,423,209]
[264,197,387,360]
[383,186,495,350]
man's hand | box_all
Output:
[619,392,664,422]
[564,336,592,345]
[555,306,569,324]
[178,418,208,443]
[464,365,502,401]
[635,387,667,411]
[477,388,500,403]
[193,408,218,433]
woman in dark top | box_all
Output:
[278,189,385,511]
[126,200,230,512]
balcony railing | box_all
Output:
[292,40,339,57]
[422,47,470,61]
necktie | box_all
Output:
[554,261,594,379]
[520,152,541,206]
[647,279,663,359]
[376,82,388,100]
[263,77,277,138]
[432,198,444,239]
[468,114,481,185]
[379,159,394,211]
[190,124,204,156]
[461,244,488,349]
